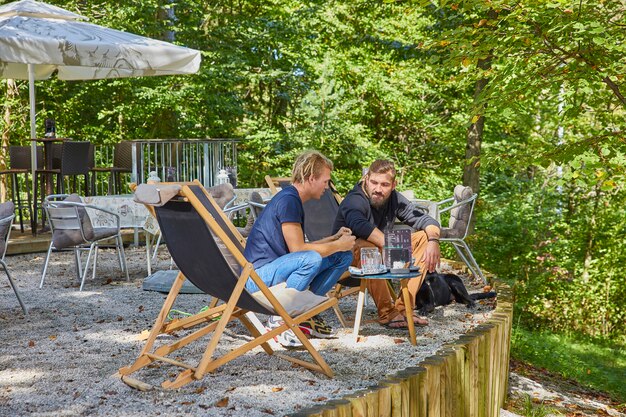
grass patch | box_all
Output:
[511,325,626,402]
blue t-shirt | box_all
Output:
[243,185,304,269]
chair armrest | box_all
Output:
[50,200,122,231]
[437,194,477,215]
[222,195,239,211]
[248,201,267,209]
[0,214,15,228]
[224,202,250,220]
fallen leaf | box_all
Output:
[181,401,194,405]
[28,340,35,347]
[195,386,206,394]
[313,396,327,402]
[483,285,492,292]
[225,386,236,392]
[215,397,229,407]
[48,335,57,341]
[393,338,405,344]
[261,409,275,415]
[271,387,283,392]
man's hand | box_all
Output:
[333,227,352,240]
[422,241,441,272]
[335,233,356,251]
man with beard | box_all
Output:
[332,159,441,328]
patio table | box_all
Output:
[350,268,421,345]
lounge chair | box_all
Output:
[120,181,339,389]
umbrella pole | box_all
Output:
[28,64,37,233]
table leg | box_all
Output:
[145,230,152,276]
[401,279,417,345]
[352,280,368,343]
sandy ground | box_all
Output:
[0,245,499,416]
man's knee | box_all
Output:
[335,251,353,268]
[411,230,428,249]
[300,250,323,269]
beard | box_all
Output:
[368,192,390,210]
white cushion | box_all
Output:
[251,282,328,316]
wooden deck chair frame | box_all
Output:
[264,175,292,195]
[120,181,338,390]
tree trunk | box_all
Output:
[463,57,491,196]
[1,79,18,202]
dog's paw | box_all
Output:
[418,307,432,316]
[465,301,477,310]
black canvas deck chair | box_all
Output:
[119,181,338,390]
[299,183,365,326]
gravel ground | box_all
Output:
[0,246,496,416]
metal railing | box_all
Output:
[129,139,238,187]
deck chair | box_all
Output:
[264,175,292,195]
[120,181,339,390]
[434,185,486,284]
[0,202,28,314]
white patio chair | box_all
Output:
[434,185,486,284]
[40,194,129,291]
[0,201,28,313]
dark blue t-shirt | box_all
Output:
[243,185,304,269]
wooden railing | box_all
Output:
[288,280,513,417]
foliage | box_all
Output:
[1,0,626,349]
[511,325,626,402]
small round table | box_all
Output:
[351,269,421,345]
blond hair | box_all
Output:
[291,150,333,184]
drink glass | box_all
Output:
[361,247,382,274]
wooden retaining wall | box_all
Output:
[288,280,513,417]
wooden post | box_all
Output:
[377,383,392,417]
[287,406,324,417]
[396,366,424,417]
[422,356,444,416]
[345,390,368,417]
[441,343,466,417]
[457,334,477,416]
[437,347,457,417]
[364,385,380,417]
[323,399,351,417]
[382,376,406,417]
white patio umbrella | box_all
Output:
[0,0,201,199]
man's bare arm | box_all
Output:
[282,223,355,257]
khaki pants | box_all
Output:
[351,231,429,322]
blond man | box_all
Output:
[244,150,355,346]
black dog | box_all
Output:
[414,272,497,316]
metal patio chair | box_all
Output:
[0,201,28,313]
[40,194,129,291]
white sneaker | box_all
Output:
[265,316,303,348]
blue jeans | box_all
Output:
[245,250,353,296]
